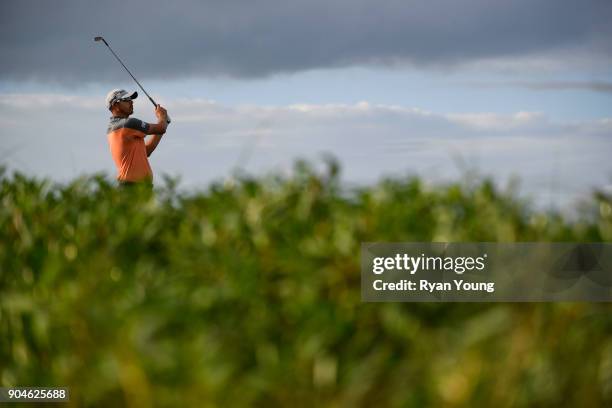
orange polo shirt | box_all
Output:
[107,116,153,182]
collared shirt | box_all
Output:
[106,116,152,182]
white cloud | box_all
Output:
[0,93,610,209]
[0,94,101,110]
[446,111,546,130]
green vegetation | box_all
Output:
[1,161,611,407]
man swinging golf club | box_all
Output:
[95,35,171,186]
[105,89,169,186]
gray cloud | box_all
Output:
[514,81,612,93]
[470,80,612,93]
[1,0,611,84]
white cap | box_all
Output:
[105,89,138,110]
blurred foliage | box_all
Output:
[1,161,611,407]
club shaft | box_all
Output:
[102,40,157,107]
[97,36,170,123]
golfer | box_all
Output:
[105,89,169,186]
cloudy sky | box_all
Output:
[1,0,611,209]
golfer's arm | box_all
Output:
[146,134,163,157]
[147,121,167,135]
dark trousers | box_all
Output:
[118,180,153,190]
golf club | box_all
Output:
[94,36,170,123]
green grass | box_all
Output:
[1,161,611,407]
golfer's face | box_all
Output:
[119,99,133,115]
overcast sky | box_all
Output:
[1,0,611,210]
[2,0,612,81]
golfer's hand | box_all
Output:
[155,105,168,121]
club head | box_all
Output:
[94,36,104,42]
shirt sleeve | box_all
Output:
[124,118,150,135]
